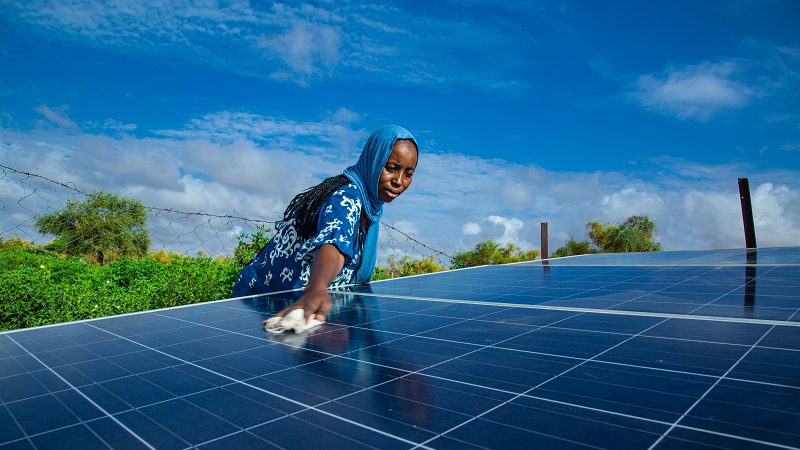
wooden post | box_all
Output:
[738,178,757,249]
[541,222,548,260]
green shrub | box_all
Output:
[373,255,446,280]
[0,243,244,331]
[451,240,539,269]
[233,225,272,267]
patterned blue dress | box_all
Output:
[232,183,366,297]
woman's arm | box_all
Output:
[265,243,345,326]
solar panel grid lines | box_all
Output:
[412,310,681,448]
[646,324,777,449]
[1,248,799,449]
[2,322,421,449]
[0,336,156,450]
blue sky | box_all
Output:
[1,0,799,260]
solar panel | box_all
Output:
[1,248,799,449]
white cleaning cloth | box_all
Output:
[265,309,324,334]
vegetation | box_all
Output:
[373,254,447,280]
[0,236,239,331]
[553,214,662,257]
[233,225,273,267]
[451,240,539,269]
[34,190,150,265]
[551,237,597,258]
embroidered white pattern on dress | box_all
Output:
[232,183,366,296]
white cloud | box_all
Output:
[331,108,360,124]
[85,118,137,132]
[2,108,799,260]
[386,149,800,256]
[33,105,79,129]
[487,215,526,245]
[500,180,533,207]
[257,21,342,82]
[463,222,481,235]
[673,189,743,249]
[7,0,539,92]
[600,188,666,221]
[153,111,365,156]
[752,182,800,247]
[633,61,751,121]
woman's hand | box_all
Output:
[272,286,332,323]
[263,243,345,327]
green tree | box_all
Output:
[553,214,662,258]
[451,240,540,268]
[34,190,151,265]
[587,214,662,253]
[373,254,447,279]
[586,220,613,252]
[233,224,272,267]
[551,237,597,258]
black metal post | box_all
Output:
[541,222,548,260]
[738,178,757,249]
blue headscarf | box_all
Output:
[343,125,418,283]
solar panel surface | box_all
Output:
[1,248,799,449]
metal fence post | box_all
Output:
[738,178,757,249]
[541,222,548,260]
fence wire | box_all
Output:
[1,164,451,260]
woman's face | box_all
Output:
[378,139,417,203]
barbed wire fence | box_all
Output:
[0,164,453,263]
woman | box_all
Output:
[232,125,419,328]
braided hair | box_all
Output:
[282,174,351,241]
